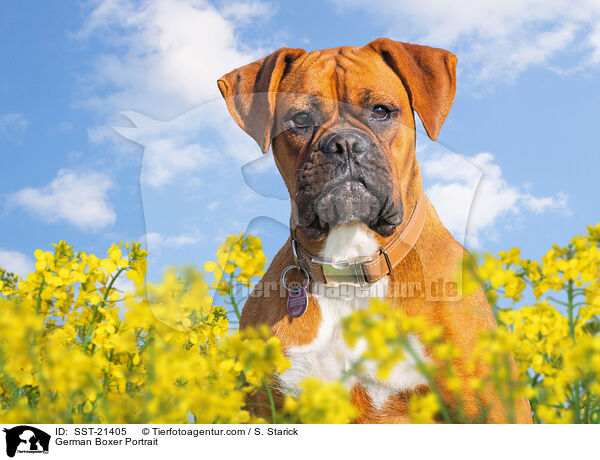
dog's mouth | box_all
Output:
[297,178,402,239]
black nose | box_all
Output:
[320,130,368,155]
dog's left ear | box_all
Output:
[217,47,307,153]
[367,38,457,141]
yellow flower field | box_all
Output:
[1,223,599,423]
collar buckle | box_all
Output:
[311,255,374,287]
[380,247,392,276]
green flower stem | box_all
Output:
[263,380,277,423]
[547,296,570,308]
[572,382,582,424]
[82,267,126,353]
[565,264,583,423]
[228,272,242,323]
[567,280,575,340]
[35,279,45,314]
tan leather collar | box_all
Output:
[291,191,426,286]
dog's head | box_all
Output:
[218,38,456,241]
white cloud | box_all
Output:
[78,0,269,118]
[78,0,270,187]
[144,231,204,250]
[522,193,568,214]
[141,138,209,187]
[115,110,214,187]
[331,0,600,83]
[220,1,277,24]
[422,152,568,246]
[114,105,258,187]
[12,169,116,230]
[0,249,33,278]
[0,113,28,136]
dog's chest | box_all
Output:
[278,224,428,409]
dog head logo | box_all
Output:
[3,426,51,457]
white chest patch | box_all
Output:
[278,223,428,410]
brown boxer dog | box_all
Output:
[217,37,532,423]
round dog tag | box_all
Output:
[287,286,308,318]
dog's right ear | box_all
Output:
[217,47,307,153]
[367,38,457,141]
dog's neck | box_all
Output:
[312,222,388,301]
[320,222,378,261]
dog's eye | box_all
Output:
[291,112,312,127]
[371,105,391,120]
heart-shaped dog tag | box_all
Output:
[287,286,308,318]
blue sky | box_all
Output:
[1,0,599,286]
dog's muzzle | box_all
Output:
[295,129,403,239]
